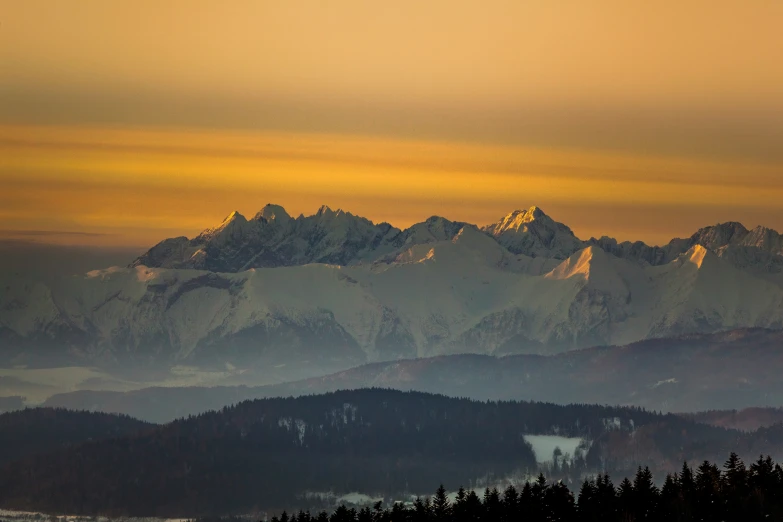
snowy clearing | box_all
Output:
[523,435,584,464]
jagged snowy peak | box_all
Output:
[481,206,584,259]
[740,225,783,253]
[195,210,253,244]
[134,205,593,274]
[591,221,783,275]
[372,216,473,264]
[133,208,505,273]
[253,203,291,224]
[132,204,401,272]
[688,222,749,251]
[395,215,468,245]
[372,219,561,277]
[587,237,671,266]
[672,221,783,259]
[272,205,400,267]
[378,222,480,265]
[133,203,783,277]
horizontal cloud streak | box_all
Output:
[0,230,109,237]
[1,125,782,248]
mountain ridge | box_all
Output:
[3,204,783,374]
[132,203,783,273]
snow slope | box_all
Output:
[4,204,783,371]
[4,239,783,370]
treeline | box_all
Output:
[265,453,782,522]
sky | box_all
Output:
[1,0,782,249]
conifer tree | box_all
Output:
[680,461,695,495]
[592,473,617,522]
[659,473,683,521]
[616,477,635,520]
[632,466,659,520]
[519,482,536,520]
[545,481,576,522]
[749,454,776,491]
[482,488,501,522]
[576,479,597,521]
[749,455,780,520]
[432,485,451,522]
[723,452,747,492]
[500,485,519,522]
[529,474,549,520]
[722,452,748,522]
[695,460,722,522]
[463,490,483,522]
[452,487,467,522]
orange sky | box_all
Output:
[2,125,782,247]
[1,1,782,248]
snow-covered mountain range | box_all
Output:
[2,204,783,371]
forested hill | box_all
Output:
[0,408,154,465]
[0,389,749,517]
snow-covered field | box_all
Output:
[0,510,188,522]
[523,435,585,464]
[303,491,386,508]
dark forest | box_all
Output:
[258,453,783,522]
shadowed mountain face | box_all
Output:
[42,329,783,423]
[2,204,783,374]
